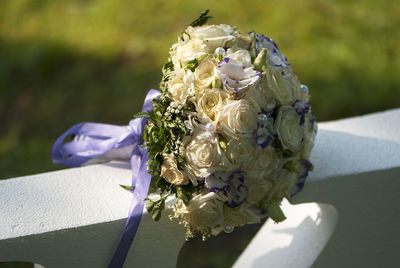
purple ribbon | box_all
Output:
[51,89,160,268]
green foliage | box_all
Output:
[119,184,134,192]
[145,194,169,221]
[185,58,199,72]
[266,199,287,223]
[190,9,212,27]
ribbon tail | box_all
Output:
[108,148,151,268]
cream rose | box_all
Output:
[196,88,230,122]
[301,112,317,159]
[268,169,298,200]
[217,99,260,140]
[275,105,304,152]
[243,77,276,111]
[168,82,190,104]
[186,24,236,51]
[161,154,189,185]
[187,192,224,229]
[194,59,217,89]
[225,47,252,67]
[234,33,251,50]
[248,147,281,178]
[225,138,256,170]
[266,66,300,105]
[223,206,260,227]
[172,39,208,66]
[184,129,222,181]
[168,69,194,104]
[244,176,274,206]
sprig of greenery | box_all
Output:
[190,9,212,27]
[140,90,194,220]
[180,10,212,41]
[185,58,199,72]
[145,194,170,221]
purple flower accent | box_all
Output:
[205,170,248,208]
[256,111,275,149]
[293,100,311,126]
[290,160,313,196]
[310,112,317,131]
[252,32,290,68]
[216,57,261,93]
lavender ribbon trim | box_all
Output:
[51,89,160,268]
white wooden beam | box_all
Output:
[0,163,185,267]
[1,109,399,267]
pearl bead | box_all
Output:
[205,123,216,133]
[258,113,269,123]
[224,225,234,233]
[300,84,309,94]
[214,47,226,56]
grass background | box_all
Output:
[0,0,399,267]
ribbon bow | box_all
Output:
[52,89,160,268]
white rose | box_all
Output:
[223,206,260,227]
[187,192,224,229]
[301,112,317,159]
[194,59,217,89]
[266,66,300,105]
[248,147,281,178]
[225,138,256,171]
[184,129,222,181]
[161,154,189,185]
[243,77,276,111]
[186,24,236,51]
[233,33,251,50]
[173,39,208,66]
[268,169,298,200]
[225,47,252,67]
[275,105,304,152]
[196,88,230,122]
[169,82,190,104]
[217,99,260,140]
[168,69,194,104]
[244,176,274,206]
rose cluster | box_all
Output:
[143,21,317,239]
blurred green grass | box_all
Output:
[0,1,399,175]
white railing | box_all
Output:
[1,109,399,268]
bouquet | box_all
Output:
[139,11,317,239]
[52,10,317,266]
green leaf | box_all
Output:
[119,184,134,192]
[145,196,167,221]
[176,186,192,205]
[185,58,199,72]
[189,9,212,27]
[267,199,287,223]
[163,61,174,73]
[134,111,150,118]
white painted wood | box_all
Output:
[0,163,185,268]
[234,109,400,268]
[233,200,338,268]
[1,109,399,268]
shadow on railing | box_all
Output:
[177,201,338,268]
[0,263,44,268]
